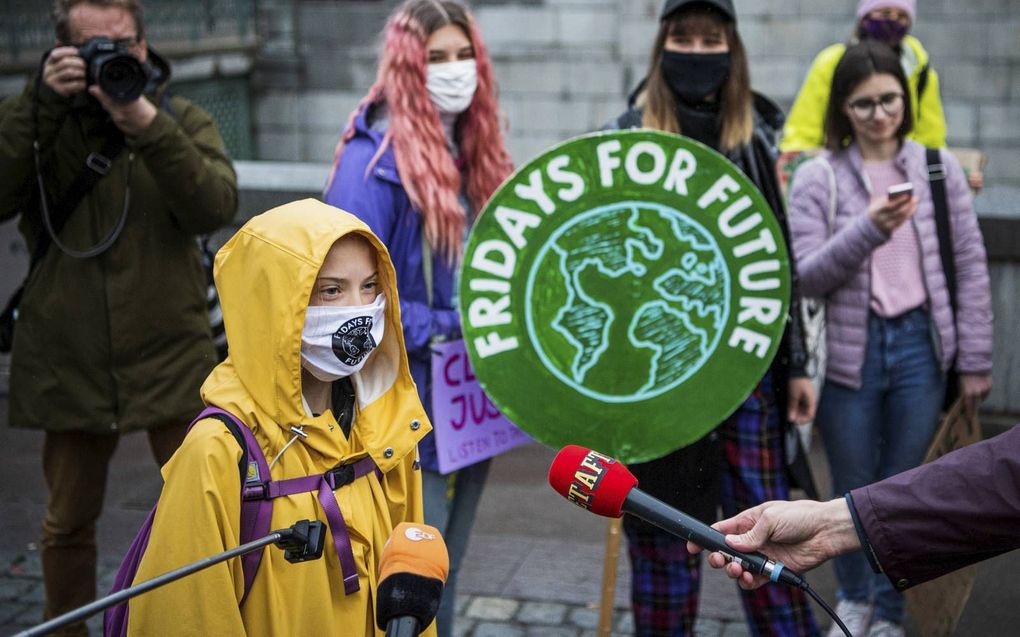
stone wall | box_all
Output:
[253,0,1020,213]
[2,0,1020,403]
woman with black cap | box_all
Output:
[607,1,821,635]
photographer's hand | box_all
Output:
[43,47,87,97]
[89,85,157,137]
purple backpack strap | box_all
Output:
[194,406,272,606]
[261,456,379,595]
[103,406,382,637]
[103,407,261,636]
[103,507,158,636]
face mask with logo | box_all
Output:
[660,50,731,104]
[860,17,910,45]
[426,59,478,115]
[301,295,386,382]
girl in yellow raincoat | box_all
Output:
[127,199,434,636]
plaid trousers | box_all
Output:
[624,387,821,637]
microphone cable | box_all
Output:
[549,446,855,636]
[733,555,851,636]
[802,583,852,637]
[722,550,851,636]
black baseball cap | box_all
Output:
[660,0,736,22]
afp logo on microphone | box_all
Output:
[566,450,614,510]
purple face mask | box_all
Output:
[860,17,910,45]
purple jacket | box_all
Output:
[850,424,1020,589]
[788,140,992,389]
[324,103,461,471]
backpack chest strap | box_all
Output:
[242,456,380,500]
[242,455,381,596]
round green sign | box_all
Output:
[460,130,789,463]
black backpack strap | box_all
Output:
[50,131,125,226]
[927,147,956,314]
[916,63,930,101]
[201,412,251,486]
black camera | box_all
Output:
[77,37,147,103]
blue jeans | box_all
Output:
[421,459,491,637]
[816,309,945,624]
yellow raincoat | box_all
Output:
[128,199,434,636]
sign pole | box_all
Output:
[597,517,623,637]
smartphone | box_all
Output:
[888,182,914,200]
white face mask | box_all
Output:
[426,59,478,115]
[300,295,386,382]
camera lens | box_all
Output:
[97,56,146,103]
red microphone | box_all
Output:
[548,445,807,589]
[546,444,637,517]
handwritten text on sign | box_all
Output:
[431,339,531,474]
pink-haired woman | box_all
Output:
[324,2,513,635]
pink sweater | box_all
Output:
[864,159,927,317]
[788,141,993,389]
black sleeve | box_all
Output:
[750,135,809,379]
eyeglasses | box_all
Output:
[847,92,905,121]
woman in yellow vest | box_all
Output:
[783,1,983,190]
[781,2,976,170]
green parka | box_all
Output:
[0,50,238,434]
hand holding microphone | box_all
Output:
[690,499,862,590]
[547,445,855,636]
[376,523,449,637]
[547,445,807,589]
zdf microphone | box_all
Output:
[376,523,449,637]
[547,445,807,589]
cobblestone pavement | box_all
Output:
[0,549,750,636]
[448,595,755,637]
[0,415,754,637]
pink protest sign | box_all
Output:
[431,339,532,474]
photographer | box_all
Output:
[0,1,237,633]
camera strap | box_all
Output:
[33,131,130,260]
[31,59,131,261]
[2,80,129,353]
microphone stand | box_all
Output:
[14,520,327,637]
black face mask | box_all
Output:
[661,50,731,104]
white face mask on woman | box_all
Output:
[300,295,386,382]
[426,59,478,115]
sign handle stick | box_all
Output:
[597,517,623,637]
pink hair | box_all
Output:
[328,0,514,262]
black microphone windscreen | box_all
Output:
[375,572,444,631]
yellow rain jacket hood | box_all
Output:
[129,199,433,636]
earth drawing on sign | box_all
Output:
[526,201,729,403]
[460,130,791,461]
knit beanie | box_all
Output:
[856,0,916,22]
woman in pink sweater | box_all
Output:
[786,41,992,637]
